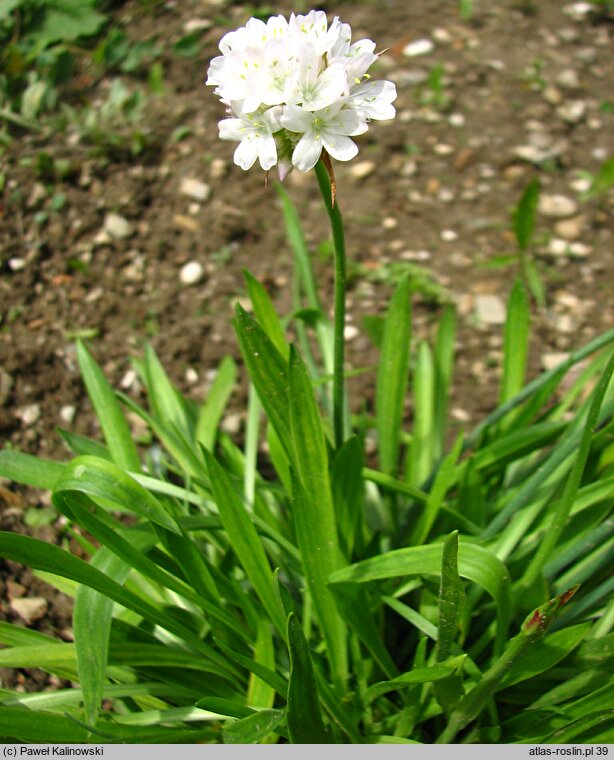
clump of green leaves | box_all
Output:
[0,189,613,744]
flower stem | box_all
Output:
[314,158,347,450]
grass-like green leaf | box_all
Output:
[204,447,286,639]
[286,613,331,743]
[196,355,237,451]
[244,270,289,359]
[142,343,191,440]
[500,278,530,406]
[434,305,456,460]
[288,347,347,688]
[366,664,456,703]
[330,539,511,648]
[234,303,292,456]
[0,449,65,490]
[52,455,180,534]
[332,435,365,560]
[376,274,411,475]
[0,532,237,680]
[0,706,88,743]
[513,178,540,251]
[223,709,285,744]
[77,340,140,472]
[406,341,435,488]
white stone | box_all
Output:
[15,404,41,426]
[432,28,451,44]
[441,229,458,242]
[557,68,581,89]
[9,258,29,274]
[475,295,506,326]
[382,217,398,229]
[180,177,211,202]
[183,18,212,33]
[557,100,586,124]
[542,352,570,371]
[434,143,454,156]
[221,413,241,435]
[349,160,376,179]
[449,113,465,127]
[403,38,434,57]
[451,408,471,423]
[563,2,594,20]
[554,216,584,240]
[59,405,76,424]
[538,194,578,218]
[344,325,360,341]
[569,176,591,194]
[120,369,138,390]
[104,213,133,240]
[10,597,48,625]
[180,261,205,285]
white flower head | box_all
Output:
[206,11,396,175]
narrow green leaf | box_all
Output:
[376,274,411,475]
[143,343,191,439]
[196,356,237,452]
[286,613,331,744]
[520,349,614,590]
[412,432,463,545]
[77,341,140,472]
[223,709,285,744]
[513,179,540,251]
[0,532,237,679]
[330,540,511,649]
[332,435,365,559]
[288,347,347,688]
[204,448,286,638]
[276,183,321,311]
[234,303,292,456]
[74,543,142,727]
[0,707,87,743]
[52,455,180,534]
[406,341,435,488]
[0,449,65,490]
[500,278,530,405]
[434,305,456,460]
[366,664,456,703]
[244,270,289,359]
[437,532,465,662]
[248,619,276,709]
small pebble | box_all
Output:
[180,177,211,202]
[554,216,585,240]
[475,295,506,326]
[8,258,27,272]
[59,405,76,424]
[10,597,48,625]
[403,38,434,57]
[441,229,458,242]
[344,325,360,341]
[542,352,570,371]
[104,213,133,240]
[557,68,581,89]
[556,100,586,124]
[180,261,205,285]
[538,194,578,218]
[183,18,213,33]
[15,404,41,426]
[349,160,376,179]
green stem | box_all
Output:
[436,587,578,743]
[314,159,347,450]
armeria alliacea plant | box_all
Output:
[0,9,613,747]
[206,10,397,174]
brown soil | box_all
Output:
[0,0,613,691]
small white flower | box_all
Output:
[219,107,282,171]
[281,103,367,172]
[206,11,397,174]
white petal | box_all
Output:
[320,133,358,163]
[219,118,246,141]
[234,139,258,170]
[305,63,348,111]
[292,131,323,172]
[329,108,367,137]
[263,106,283,132]
[281,105,313,133]
[257,135,278,170]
